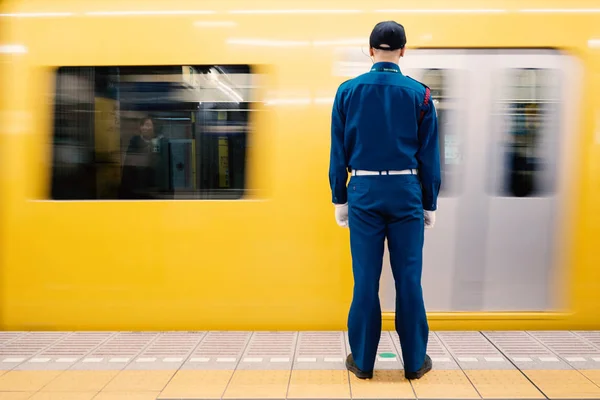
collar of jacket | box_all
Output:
[370,61,401,73]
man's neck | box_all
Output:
[373,59,399,65]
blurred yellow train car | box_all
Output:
[1,0,600,331]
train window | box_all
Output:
[420,69,461,196]
[498,68,560,197]
[50,65,257,200]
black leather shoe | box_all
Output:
[345,354,373,379]
[405,354,432,380]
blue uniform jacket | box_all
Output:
[328,61,441,211]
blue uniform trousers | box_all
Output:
[347,173,429,373]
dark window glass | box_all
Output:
[500,68,558,197]
[51,65,256,200]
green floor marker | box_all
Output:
[379,352,396,358]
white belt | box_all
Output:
[351,169,418,176]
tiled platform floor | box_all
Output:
[0,331,599,399]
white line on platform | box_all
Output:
[56,358,77,363]
[136,358,157,363]
[484,357,505,362]
[109,358,129,363]
[82,358,103,363]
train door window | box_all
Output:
[50,65,258,200]
[496,68,560,197]
[420,68,462,196]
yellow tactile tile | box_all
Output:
[223,370,290,399]
[465,370,544,399]
[411,370,480,399]
[581,370,600,386]
[523,370,600,399]
[349,370,414,399]
[42,370,119,392]
[0,393,35,400]
[158,370,234,399]
[0,370,62,391]
[287,370,351,399]
[102,370,176,392]
[29,392,97,400]
[94,392,159,400]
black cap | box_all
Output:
[369,21,406,51]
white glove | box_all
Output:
[334,203,349,228]
[424,210,436,229]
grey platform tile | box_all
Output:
[436,331,513,370]
[343,331,403,370]
[0,332,26,346]
[573,331,600,351]
[182,331,251,370]
[376,332,403,369]
[528,331,600,370]
[292,331,347,370]
[128,331,205,370]
[16,332,115,371]
[71,332,159,371]
[386,332,405,361]
[484,331,572,370]
[402,332,460,370]
[237,331,297,371]
[0,332,69,369]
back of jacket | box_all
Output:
[328,61,441,211]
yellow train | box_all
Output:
[1,0,600,331]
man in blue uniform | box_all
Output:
[329,21,440,380]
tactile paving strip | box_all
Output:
[17,332,114,371]
[528,331,600,370]
[465,370,545,399]
[287,369,351,399]
[0,332,68,369]
[410,370,480,399]
[71,332,159,370]
[523,370,600,399]
[223,369,291,399]
[128,332,204,370]
[437,331,512,370]
[484,331,572,370]
[183,331,251,370]
[238,331,297,370]
[294,331,347,370]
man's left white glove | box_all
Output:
[334,203,349,228]
[424,210,436,229]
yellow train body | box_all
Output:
[1,0,600,331]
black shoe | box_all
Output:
[345,354,373,379]
[405,354,432,380]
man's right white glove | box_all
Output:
[424,210,436,229]
[334,203,349,228]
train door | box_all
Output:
[378,52,470,312]
[383,50,573,312]
[481,52,570,311]
[334,49,575,313]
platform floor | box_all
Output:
[0,331,599,399]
